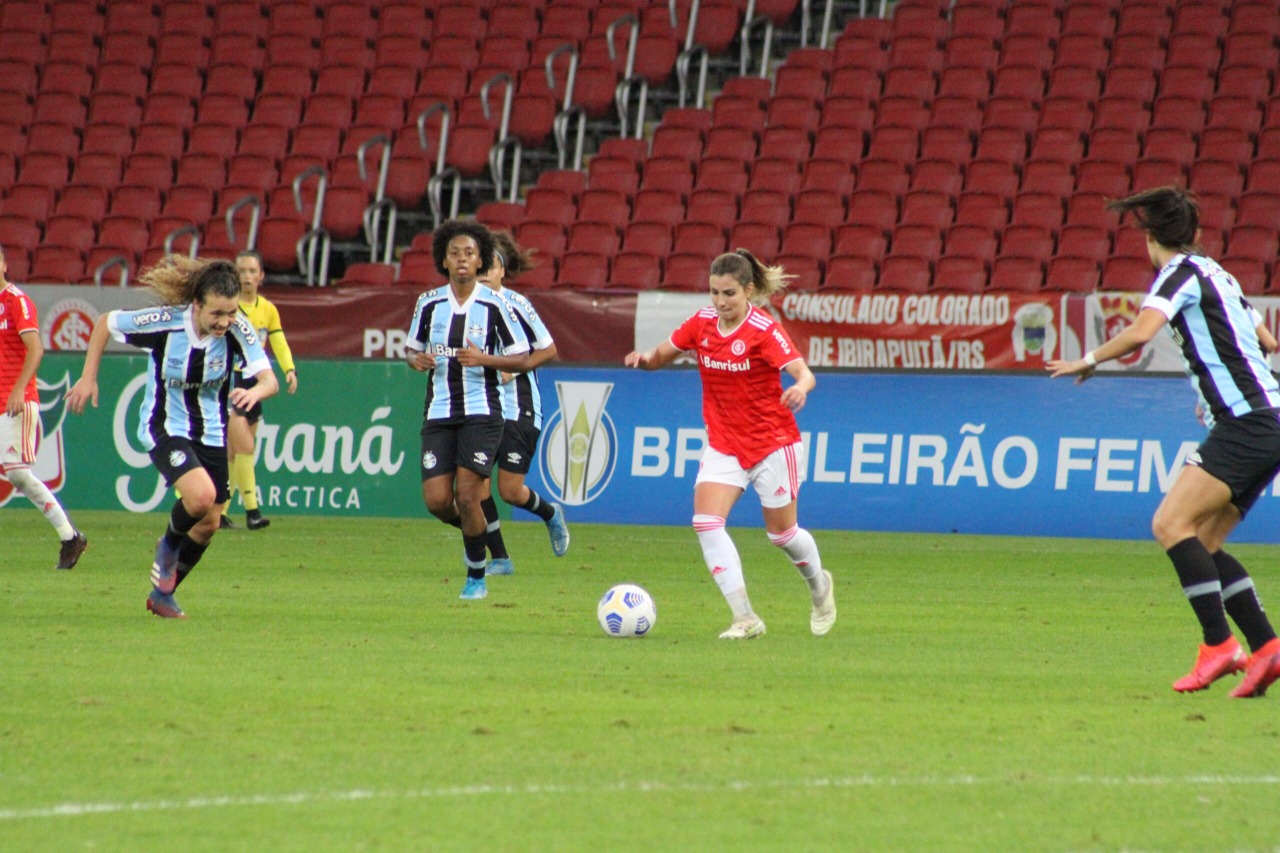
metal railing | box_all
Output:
[481,72,521,200]
[92,255,129,287]
[225,194,261,251]
[163,224,200,258]
[609,14,648,139]
[417,102,462,227]
[291,166,330,286]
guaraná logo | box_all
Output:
[538,381,617,506]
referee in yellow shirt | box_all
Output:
[225,250,298,530]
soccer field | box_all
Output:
[3,510,1278,852]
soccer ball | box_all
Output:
[597,584,656,638]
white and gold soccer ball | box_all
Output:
[597,584,656,638]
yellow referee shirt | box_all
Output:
[237,294,296,375]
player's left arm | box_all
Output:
[264,300,298,394]
[8,329,42,416]
[780,359,815,413]
[227,318,279,408]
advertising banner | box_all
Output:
[26,354,424,517]
[522,367,1280,543]
[22,358,1280,543]
[1067,291,1280,374]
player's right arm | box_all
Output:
[624,340,681,370]
[8,329,42,416]
[405,294,436,372]
[66,312,115,414]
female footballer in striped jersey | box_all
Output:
[475,230,569,576]
[625,250,836,640]
[1050,186,1280,697]
[67,256,277,618]
[404,220,534,601]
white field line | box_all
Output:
[3,774,1280,822]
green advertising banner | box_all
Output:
[10,354,430,518]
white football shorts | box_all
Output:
[695,442,801,509]
[0,400,39,470]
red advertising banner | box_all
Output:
[23,284,1099,372]
[770,291,1068,370]
[266,287,640,362]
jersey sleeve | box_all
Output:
[1142,264,1193,321]
[263,299,296,373]
[108,307,174,350]
[668,312,702,352]
[510,293,554,350]
[230,314,271,377]
[758,317,803,371]
[405,294,430,352]
[12,291,38,334]
[492,296,530,356]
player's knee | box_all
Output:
[1151,509,1188,549]
[4,467,38,495]
[496,481,523,504]
[767,525,799,548]
[692,514,724,532]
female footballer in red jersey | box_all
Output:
[625,250,836,639]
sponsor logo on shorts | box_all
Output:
[169,449,187,467]
[473,451,489,465]
[507,451,522,464]
[422,451,437,470]
[1187,452,1203,467]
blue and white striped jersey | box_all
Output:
[495,287,554,428]
[109,305,270,450]
[1143,253,1280,424]
[406,283,530,420]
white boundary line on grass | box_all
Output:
[3,774,1280,822]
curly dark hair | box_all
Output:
[431,219,496,278]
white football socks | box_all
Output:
[6,467,75,540]
[769,525,827,602]
[693,514,754,619]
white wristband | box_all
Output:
[1084,351,1098,367]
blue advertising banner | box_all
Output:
[525,367,1280,543]
[28,352,1280,542]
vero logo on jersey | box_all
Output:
[0,374,70,507]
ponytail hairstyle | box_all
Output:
[490,229,537,281]
[431,218,495,277]
[1105,186,1201,254]
[709,249,795,305]
[140,255,241,306]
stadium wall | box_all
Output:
[18,354,1280,543]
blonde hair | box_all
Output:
[710,249,794,305]
[139,255,241,306]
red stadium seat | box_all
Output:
[933,255,987,293]
[823,255,877,292]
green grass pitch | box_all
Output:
[3,509,1279,852]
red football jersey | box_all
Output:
[0,283,39,403]
[670,304,804,469]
